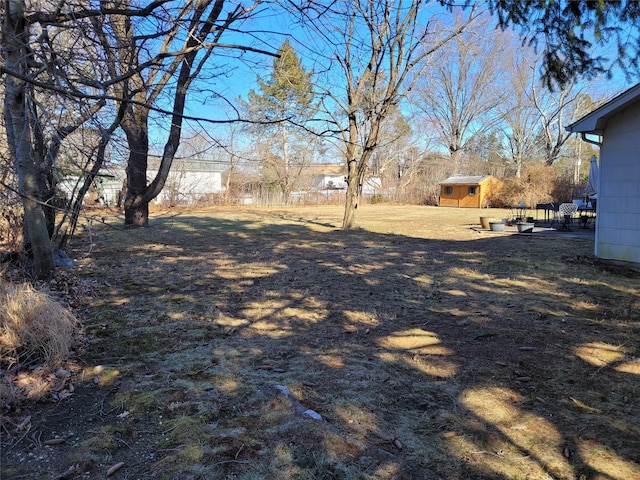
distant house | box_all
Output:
[148,157,222,206]
[308,163,382,196]
[439,175,500,208]
[96,169,126,205]
[567,83,640,268]
[309,164,347,191]
[57,167,125,206]
[57,157,223,207]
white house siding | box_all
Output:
[362,176,382,195]
[312,174,347,190]
[58,171,125,206]
[311,174,381,193]
[154,170,222,205]
[597,102,640,264]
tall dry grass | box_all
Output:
[1,279,79,407]
[0,279,77,369]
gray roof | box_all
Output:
[439,175,491,185]
[148,156,224,172]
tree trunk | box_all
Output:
[3,0,54,279]
[112,0,233,227]
[122,109,151,227]
[515,155,523,178]
[124,196,150,226]
[281,122,290,204]
[450,149,462,175]
[343,154,365,230]
[343,165,360,229]
[29,105,57,238]
[342,105,382,229]
[224,161,234,205]
[342,113,374,230]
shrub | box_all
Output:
[368,194,388,204]
[552,174,582,203]
[494,164,558,207]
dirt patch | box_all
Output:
[2,205,639,479]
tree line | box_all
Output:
[1,0,639,279]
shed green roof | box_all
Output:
[439,175,491,185]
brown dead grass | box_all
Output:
[0,279,77,368]
[0,279,78,407]
[2,205,639,480]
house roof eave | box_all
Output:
[566,83,640,134]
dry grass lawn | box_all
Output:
[1,204,639,480]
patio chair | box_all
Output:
[553,203,578,231]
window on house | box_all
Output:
[468,186,477,196]
[444,186,453,195]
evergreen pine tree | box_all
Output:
[244,41,316,203]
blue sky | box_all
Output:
[149,2,639,157]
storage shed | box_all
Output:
[438,175,500,208]
[567,83,640,269]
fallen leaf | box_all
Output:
[106,462,124,477]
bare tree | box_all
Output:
[33,100,108,239]
[2,0,277,278]
[292,0,481,229]
[391,146,451,205]
[411,13,508,176]
[93,0,268,226]
[366,105,413,187]
[222,124,241,205]
[392,144,426,200]
[56,108,126,250]
[3,0,55,278]
[16,3,122,254]
[530,78,589,166]
[498,48,541,178]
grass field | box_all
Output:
[2,204,639,480]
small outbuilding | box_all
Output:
[567,83,640,269]
[438,175,500,208]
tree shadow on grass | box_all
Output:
[4,209,638,479]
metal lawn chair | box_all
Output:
[553,203,578,231]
